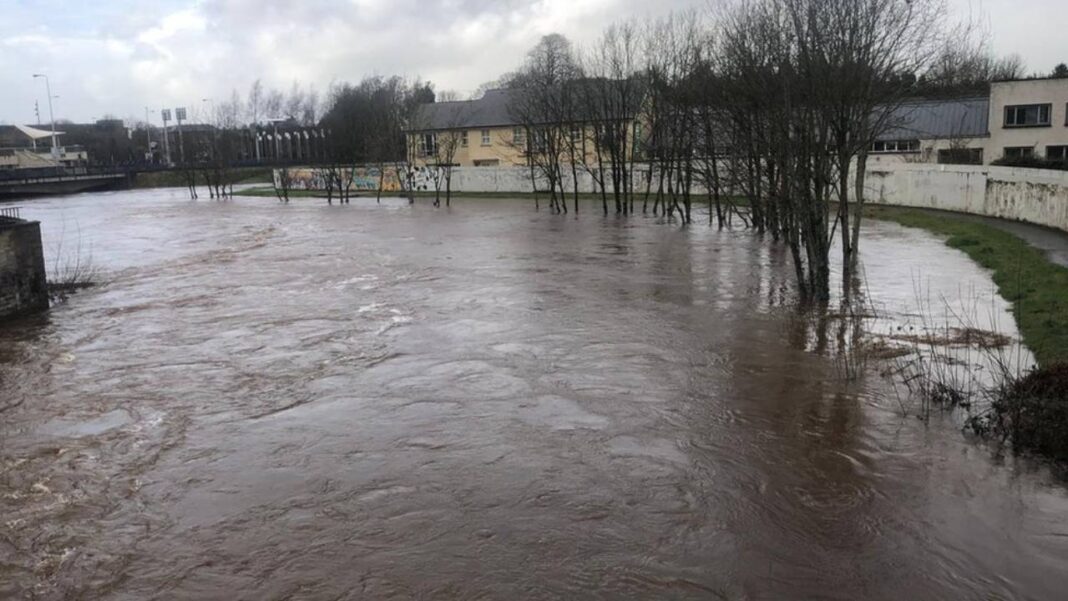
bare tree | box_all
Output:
[273,166,293,203]
[507,34,582,214]
[716,0,954,301]
[430,93,469,207]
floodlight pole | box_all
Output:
[32,74,58,155]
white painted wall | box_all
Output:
[276,162,1066,233]
[865,164,1068,232]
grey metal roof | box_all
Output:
[878,97,989,141]
[409,80,642,131]
[410,89,518,131]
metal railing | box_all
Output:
[0,165,129,183]
[0,206,22,226]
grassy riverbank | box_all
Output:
[866,205,1068,367]
[133,167,272,189]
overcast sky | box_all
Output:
[1,0,1065,125]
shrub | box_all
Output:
[990,156,1068,171]
[969,363,1068,461]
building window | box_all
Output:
[1004,104,1051,128]
[870,139,919,154]
[481,129,491,146]
[937,148,983,165]
[421,133,437,157]
[569,125,582,143]
[473,159,500,167]
[1047,146,1068,161]
[531,129,548,153]
[460,131,468,148]
[512,127,525,146]
[1004,146,1035,159]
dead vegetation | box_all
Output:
[47,220,103,302]
[967,363,1068,461]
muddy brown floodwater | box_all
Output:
[2,188,1067,600]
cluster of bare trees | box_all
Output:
[315,76,434,205]
[506,0,986,302]
[180,76,433,204]
[177,81,322,200]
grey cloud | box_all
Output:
[0,0,1064,125]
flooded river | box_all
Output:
[2,189,1066,600]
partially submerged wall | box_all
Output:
[0,218,49,319]
[866,164,1068,233]
[273,163,1068,232]
[276,164,704,196]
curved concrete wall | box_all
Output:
[276,163,1067,234]
[865,164,1068,233]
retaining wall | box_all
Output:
[0,219,49,319]
[275,163,1068,232]
[865,164,1068,233]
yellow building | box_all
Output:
[405,89,526,167]
[405,88,641,168]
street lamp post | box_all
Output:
[31,74,58,157]
[202,98,218,158]
[175,107,187,164]
[144,107,154,163]
[161,109,172,166]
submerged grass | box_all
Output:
[234,186,749,205]
[866,205,1068,367]
[133,167,272,189]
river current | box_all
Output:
[1,188,1066,600]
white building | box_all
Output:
[989,78,1068,163]
[867,77,1068,167]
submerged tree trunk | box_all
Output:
[850,151,868,273]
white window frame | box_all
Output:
[1003,146,1035,159]
[1004,104,1052,128]
[421,133,437,157]
[870,139,919,154]
[481,129,491,146]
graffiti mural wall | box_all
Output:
[274,166,405,192]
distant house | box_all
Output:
[868,77,1068,166]
[406,89,522,168]
[989,77,1068,163]
[405,86,642,168]
[867,97,990,166]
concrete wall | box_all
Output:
[0,219,49,318]
[277,163,673,195]
[275,161,1067,233]
[866,164,1068,232]
[445,163,677,195]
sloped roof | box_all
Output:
[878,97,989,141]
[14,124,65,140]
[409,80,643,132]
[410,89,517,131]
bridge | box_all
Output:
[0,166,129,199]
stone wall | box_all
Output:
[865,164,1068,233]
[0,219,49,319]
